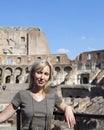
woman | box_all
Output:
[0,59,76,130]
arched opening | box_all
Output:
[83,77,89,84]
[25,67,29,83]
[55,66,60,73]
[56,56,60,62]
[0,68,2,84]
[15,67,22,83]
[80,73,89,84]
[4,67,12,84]
[5,75,11,83]
[64,66,72,73]
[16,75,19,83]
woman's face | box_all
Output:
[33,65,50,88]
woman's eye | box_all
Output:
[45,73,49,76]
[37,71,42,74]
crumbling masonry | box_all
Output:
[0,27,104,130]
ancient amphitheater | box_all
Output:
[0,27,104,130]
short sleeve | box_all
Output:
[11,91,21,109]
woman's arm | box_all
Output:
[0,103,16,123]
[59,101,76,128]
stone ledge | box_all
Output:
[0,123,11,127]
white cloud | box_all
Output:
[57,48,70,54]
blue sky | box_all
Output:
[0,0,104,60]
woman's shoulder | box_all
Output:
[17,89,30,96]
[15,89,31,101]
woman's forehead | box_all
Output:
[36,65,50,71]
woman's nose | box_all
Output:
[40,74,45,79]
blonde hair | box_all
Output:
[28,59,54,92]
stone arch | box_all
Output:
[54,66,63,85]
[64,66,72,73]
[24,67,29,83]
[4,67,12,83]
[83,77,89,84]
[60,66,72,84]
[0,68,3,84]
[15,67,22,83]
[55,66,61,73]
[80,73,89,84]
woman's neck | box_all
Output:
[31,86,44,94]
[30,87,46,102]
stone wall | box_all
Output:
[0,27,104,129]
[0,27,50,55]
[0,84,104,130]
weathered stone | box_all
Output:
[0,27,104,130]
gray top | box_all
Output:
[11,88,62,130]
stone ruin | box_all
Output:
[0,27,104,130]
